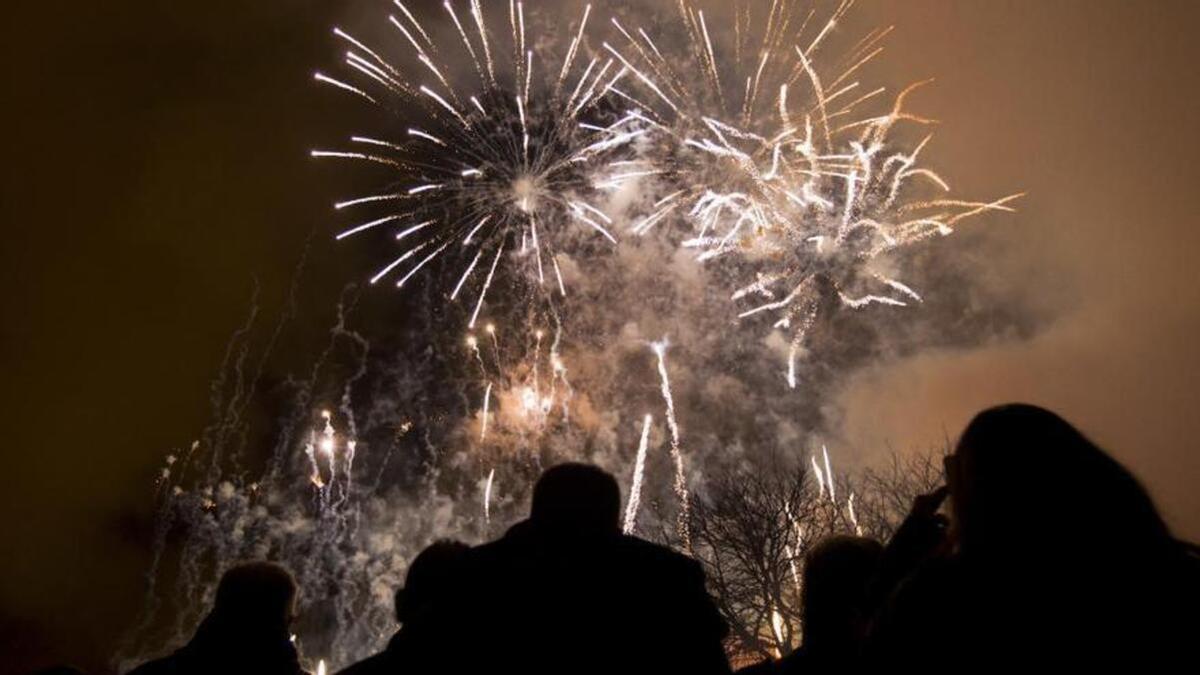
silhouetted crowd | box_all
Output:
[36,404,1200,674]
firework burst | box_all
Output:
[467,321,574,447]
[607,0,1022,386]
[312,2,646,327]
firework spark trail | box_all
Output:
[320,412,336,507]
[622,413,654,534]
[847,491,862,536]
[532,329,544,400]
[810,454,825,498]
[314,2,644,325]
[783,501,804,594]
[480,381,493,441]
[548,326,573,421]
[786,302,818,389]
[609,0,1022,384]
[302,410,362,515]
[470,244,504,330]
[467,335,486,376]
[483,468,496,523]
[822,444,835,503]
[305,433,323,490]
[652,338,690,548]
[771,606,788,655]
[486,322,500,364]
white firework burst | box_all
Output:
[312,2,647,328]
[607,0,1022,386]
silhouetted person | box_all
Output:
[787,536,883,672]
[30,667,85,675]
[738,536,883,675]
[868,403,1200,668]
[128,562,308,675]
[443,463,730,675]
[335,540,469,675]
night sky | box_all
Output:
[3,1,1199,672]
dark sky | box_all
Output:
[2,1,1198,672]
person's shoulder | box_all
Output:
[616,535,702,573]
[467,537,504,560]
[472,520,535,556]
[465,529,522,569]
[617,533,689,556]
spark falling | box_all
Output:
[847,491,863,536]
[483,467,496,523]
[810,454,825,498]
[822,444,835,502]
[783,502,804,594]
[622,413,654,535]
[771,607,788,655]
[652,338,690,548]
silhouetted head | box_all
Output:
[210,562,298,633]
[395,539,470,624]
[530,463,621,536]
[801,535,884,650]
[949,403,1171,561]
[31,667,85,675]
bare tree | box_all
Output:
[685,462,808,662]
[852,451,945,539]
[672,452,944,664]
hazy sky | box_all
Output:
[839,0,1200,540]
[2,1,1198,671]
